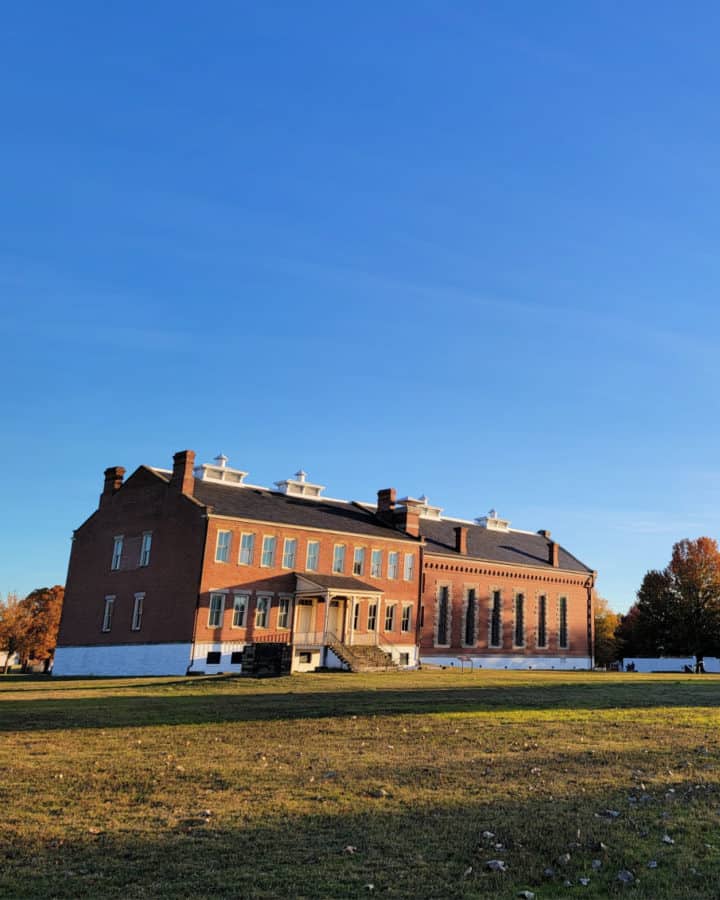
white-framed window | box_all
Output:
[255,595,270,628]
[514,592,525,647]
[139,532,152,567]
[368,602,378,631]
[208,593,225,627]
[401,605,412,633]
[403,553,414,581]
[306,540,320,571]
[559,596,569,648]
[261,536,276,567]
[333,544,346,574]
[371,549,383,578]
[384,603,395,631]
[239,533,255,566]
[215,531,231,563]
[278,595,291,629]
[111,536,123,570]
[131,592,145,631]
[282,538,297,569]
[101,595,115,632]
[353,602,360,630]
[388,551,399,580]
[232,593,249,628]
[353,547,365,576]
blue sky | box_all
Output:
[4,2,720,611]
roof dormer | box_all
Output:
[274,470,326,499]
[194,454,249,486]
[476,508,511,532]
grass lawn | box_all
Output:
[1,670,720,898]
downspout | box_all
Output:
[587,571,597,671]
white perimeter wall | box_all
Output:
[53,644,192,677]
[623,657,720,673]
[420,654,591,671]
[189,642,247,674]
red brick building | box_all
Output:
[54,450,596,676]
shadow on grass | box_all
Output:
[2,786,718,899]
[2,678,720,732]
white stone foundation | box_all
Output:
[53,643,193,677]
[420,654,591,671]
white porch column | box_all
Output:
[349,595,356,644]
[322,591,331,665]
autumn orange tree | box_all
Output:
[593,596,621,667]
[623,538,720,658]
[0,586,64,672]
[0,593,29,673]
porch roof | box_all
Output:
[295,573,382,595]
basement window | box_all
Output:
[299,652,312,664]
[230,651,244,665]
[206,651,221,665]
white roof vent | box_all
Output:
[194,454,249,486]
[476,509,511,532]
[275,470,326,499]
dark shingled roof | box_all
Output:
[420,519,592,573]
[191,479,418,542]
[296,573,380,593]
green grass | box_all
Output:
[1,670,720,898]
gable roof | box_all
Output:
[191,479,417,542]
[419,519,592,574]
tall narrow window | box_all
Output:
[401,605,412,633]
[465,589,476,645]
[437,586,449,645]
[490,590,502,647]
[131,593,144,631]
[537,595,547,648]
[239,533,255,566]
[367,602,378,631]
[514,593,525,647]
[282,538,297,569]
[306,541,320,571]
[559,597,569,648]
[101,595,115,632]
[353,602,360,630]
[255,596,269,628]
[403,553,414,581]
[232,593,248,627]
[215,531,231,563]
[208,593,225,627]
[111,536,123,570]
[371,549,383,578]
[261,536,276,567]
[333,544,346,574]
[353,548,365,576]
[384,604,395,631]
[278,596,291,629]
[139,532,152,567]
[388,552,399,579]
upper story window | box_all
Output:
[255,596,270,628]
[384,603,395,631]
[353,548,365,576]
[371,549,383,578]
[490,590,502,647]
[208,593,225,627]
[139,532,152,567]
[306,540,320,572]
[101,595,115,632]
[401,605,412,633]
[403,553,414,581]
[464,588,476,646]
[514,593,525,647]
[215,531,231,563]
[282,538,297,569]
[559,596,569,648]
[388,552,399,580]
[537,595,547,648]
[239,533,255,566]
[111,536,123,571]
[333,544,346,574]
[437,586,449,645]
[131,593,145,631]
[261,536,276,567]
[232,593,248,628]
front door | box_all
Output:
[297,601,313,639]
[327,600,342,640]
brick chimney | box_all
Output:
[537,529,551,539]
[403,506,420,538]
[376,488,397,524]
[171,450,196,496]
[548,539,559,567]
[454,525,468,555]
[100,466,125,506]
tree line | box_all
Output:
[594,537,720,666]
[0,586,64,672]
